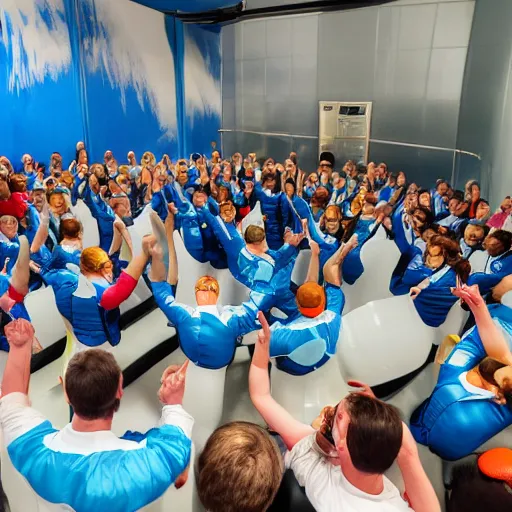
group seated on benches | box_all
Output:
[0,144,511,512]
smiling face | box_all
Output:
[464,224,485,247]
[419,192,431,209]
[425,243,445,269]
[219,202,236,224]
[476,201,491,220]
[192,191,208,208]
[484,235,506,257]
[437,182,449,196]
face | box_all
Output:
[437,183,449,196]
[220,204,236,224]
[89,175,100,195]
[94,165,105,180]
[476,202,491,220]
[23,154,33,166]
[464,225,485,247]
[362,201,375,216]
[285,160,295,174]
[318,161,333,174]
[104,151,113,162]
[218,187,229,203]
[31,190,46,211]
[448,198,461,214]
[419,192,431,208]
[192,192,207,208]
[501,197,512,212]
[266,161,275,172]
[49,193,68,216]
[127,151,135,164]
[78,149,88,165]
[108,181,121,194]
[212,151,220,163]
[471,184,481,201]
[310,174,319,184]
[397,173,406,187]
[0,217,18,239]
[405,193,418,212]
[484,235,506,257]
[51,154,62,168]
[244,181,254,195]
[264,178,276,191]
[422,228,437,243]
[324,210,340,235]
[285,183,295,197]
[425,244,444,269]
[223,168,232,181]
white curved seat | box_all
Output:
[71,199,100,249]
[469,249,487,274]
[183,364,228,454]
[342,238,400,315]
[337,295,435,387]
[271,357,349,425]
[291,249,311,286]
[24,286,66,350]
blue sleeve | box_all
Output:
[151,191,168,222]
[71,175,86,206]
[151,281,193,326]
[468,272,506,296]
[325,283,345,315]
[226,291,263,335]
[82,183,114,222]
[442,326,486,374]
[201,208,244,253]
[273,244,298,272]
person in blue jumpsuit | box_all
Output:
[406,235,471,328]
[468,230,512,296]
[341,193,384,285]
[253,174,288,250]
[35,241,151,352]
[147,216,262,370]
[410,281,512,460]
[200,203,303,320]
[268,236,358,376]
[169,184,227,270]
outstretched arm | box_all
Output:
[249,312,314,450]
[453,284,512,365]
[166,206,178,286]
[305,240,320,283]
[10,235,30,297]
[323,235,358,287]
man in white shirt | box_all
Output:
[0,318,194,512]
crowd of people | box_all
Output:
[0,144,511,511]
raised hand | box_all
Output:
[309,239,320,257]
[158,359,189,406]
[410,286,421,300]
[252,311,271,370]
[5,318,35,348]
[452,283,484,310]
[347,380,376,399]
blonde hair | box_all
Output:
[195,276,220,296]
[80,247,111,274]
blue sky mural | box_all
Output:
[0,0,221,167]
[182,23,222,157]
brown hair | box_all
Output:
[244,225,265,244]
[65,350,121,420]
[197,422,283,512]
[310,187,330,209]
[428,235,471,283]
[60,218,82,240]
[344,394,403,474]
[0,180,11,201]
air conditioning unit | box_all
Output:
[319,101,372,165]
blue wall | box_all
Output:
[0,0,221,169]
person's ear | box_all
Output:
[117,374,124,400]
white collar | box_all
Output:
[459,372,496,399]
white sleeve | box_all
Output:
[159,404,194,439]
[284,434,324,487]
[0,392,47,447]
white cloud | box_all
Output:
[1,0,72,92]
[184,33,222,123]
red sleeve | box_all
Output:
[7,284,26,303]
[99,271,138,311]
[0,194,28,219]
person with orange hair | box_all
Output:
[35,238,152,356]
[267,235,358,376]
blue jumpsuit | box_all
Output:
[152,281,262,369]
[468,251,512,296]
[341,217,377,285]
[269,284,345,376]
[41,269,121,347]
[201,208,299,319]
[253,183,287,250]
[410,303,512,460]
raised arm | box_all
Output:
[166,206,178,286]
[249,312,314,450]
[453,284,512,365]
[305,240,320,283]
[1,319,35,397]
[323,235,358,287]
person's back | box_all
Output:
[0,321,193,512]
